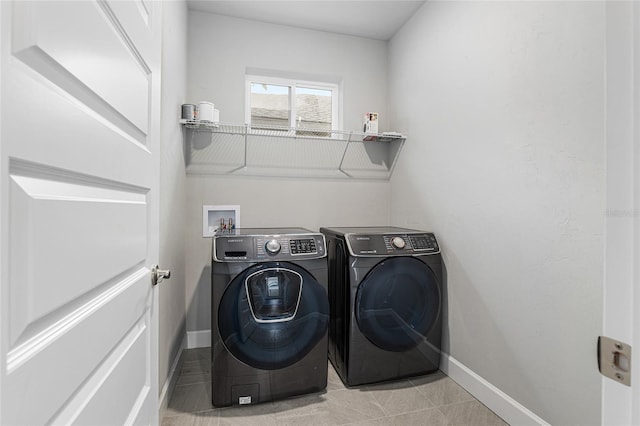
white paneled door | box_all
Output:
[0,1,161,424]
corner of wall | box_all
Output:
[440,353,549,426]
[159,335,187,420]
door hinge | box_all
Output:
[598,336,631,386]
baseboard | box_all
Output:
[187,329,211,349]
[440,353,550,426]
[159,335,187,420]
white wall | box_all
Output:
[388,2,605,425]
[159,0,188,403]
[185,12,391,335]
[188,11,390,131]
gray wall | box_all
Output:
[387,2,604,425]
[159,0,188,397]
[185,12,392,334]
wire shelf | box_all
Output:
[180,121,406,180]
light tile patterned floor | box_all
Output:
[162,348,509,426]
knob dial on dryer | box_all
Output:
[265,239,281,254]
[391,236,406,249]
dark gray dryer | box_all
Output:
[320,226,443,387]
[211,228,329,407]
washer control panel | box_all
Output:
[213,229,326,262]
[346,232,439,257]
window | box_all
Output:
[246,75,340,136]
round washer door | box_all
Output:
[355,256,440,352]
[218,261,329,370]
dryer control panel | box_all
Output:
[346,232,439,257]
[213,228,326,262]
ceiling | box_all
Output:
[186,1,426,41]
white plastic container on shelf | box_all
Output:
[198,101,215,122]
[363,112,378,134]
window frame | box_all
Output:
[245,74,341,133]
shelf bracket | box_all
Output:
[337,131,354,177]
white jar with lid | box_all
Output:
[198,101,215,122]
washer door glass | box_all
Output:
[245,267,303,322]
[355,256,440,352]
[218,262,329,370]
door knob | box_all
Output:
[151,265,171,286]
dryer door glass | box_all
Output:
[355,256,440,352]
[218,261,329,370]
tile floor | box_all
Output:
[163,348,509,426]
